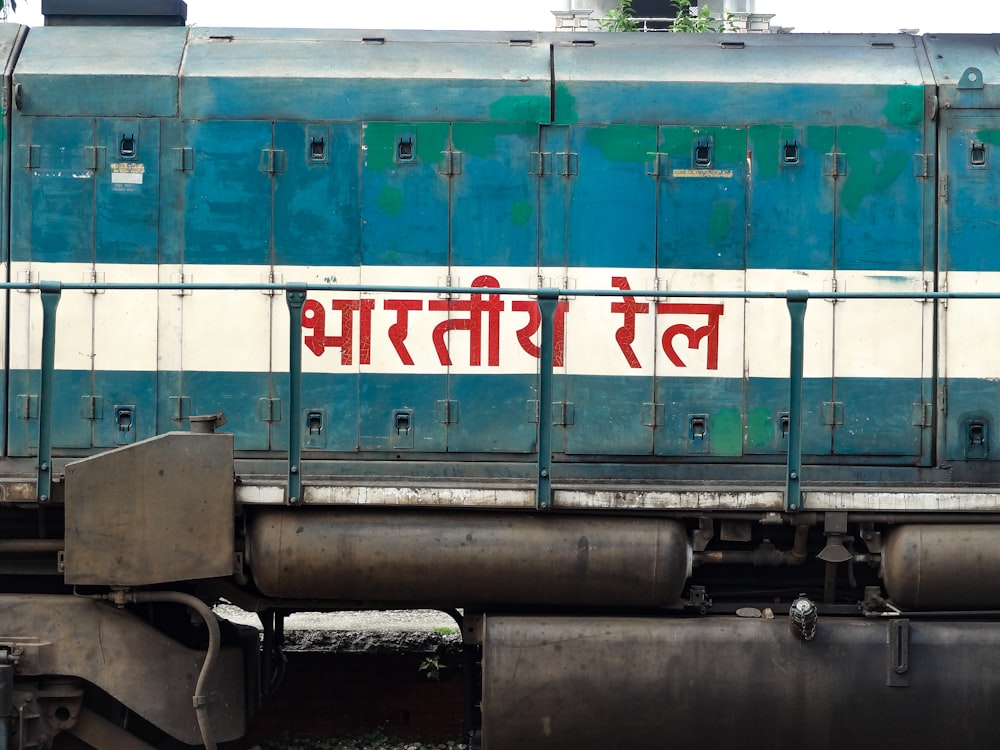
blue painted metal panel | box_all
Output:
[538,125,569,269]
[940,125,1000,272]
[90,371,157,448]
[744,378,833,456]
[835,125,925,271]
[747,125,835,270]
[942,379,1000,462]
[273,122,361,267]
[451,122,539,268]
[553,35,930,127]
[270,373,361,452]
[565,376,653,456]
[447,375,537,453]
[7,370,92,454]
[361,122,449,267]
[359,374,447,452]
[657,127,746,271]
[96,118,161,265]
[567,125,656,269]
[12,27,185,117]
[181,31,550,124]
[653,378,744,457]
[181,371,271,451]
[11,117,94,264]
[831,377,924,459]
[182,121,272,266]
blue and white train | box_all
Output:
[1,2,1000,748]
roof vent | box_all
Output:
[41,0,188,26]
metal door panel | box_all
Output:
[939,123,1000,461]
[274,121,361,267]
[360,122,449,451]
[564,125,657,455]
[833,126,927,458]
[448,122,539,452]
[182,120,271,266]
[745,126,835,455]
[361,122,449,267]
[655,127,746,457]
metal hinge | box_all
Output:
[557,151,579,176]
[83,146,106,171]
[914,154,935,178]
[642,402,664,427]
[939,175,949,203]
[939,385,948,417]
[170,271,192,297]
[83,269,105,295]
[526,401,575,426]
[646,152,669,177]
[261,270,284,296]
[258,398,282,423]
[911,402,933,427]
[19,144,40,169]
[436,400,458,425]
[16,269,39,293]
[260,148,286,175]
[821,401,844,426]
[174,147,194,172]
[81,395,104,421]
[16,395,38,420]
[531,151,578,176]
[530,151,551,175]
[438,150,463,176]
[823,152,846,177]
[170,396,191,422]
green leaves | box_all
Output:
[671,0,735,33]
[599,0,639,32]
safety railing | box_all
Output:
[17,280,999,512]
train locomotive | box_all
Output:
[1,1,1000,747]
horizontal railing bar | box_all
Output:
[7,281,1000,301]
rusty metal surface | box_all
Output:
[64,432,234,586]
[882,524,1000,608]
[482,615,1000,749]
[247,507,690,607]
[0,594,244,745]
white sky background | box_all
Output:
[4,0,1000,33]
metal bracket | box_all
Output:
[887,619,911,687]
[958,67,985,90]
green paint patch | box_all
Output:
[974,129,1000,146]
[745,407,776,449]
[709,201,734,246]
[711,407,744,457]
[510,200,533,226]
[585,125,656,163]
[453,122,536,159]
[377,186,405,217]
[838,126,909,216]
[554,83,578,125]
[883,86,924,128]
[363,122,448,171]
[488,95,549,124]
[750,124,781,181]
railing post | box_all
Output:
[285,283,307,505]
[785,290,809,513]
[536,289,559,510]
[37,281,61,504]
